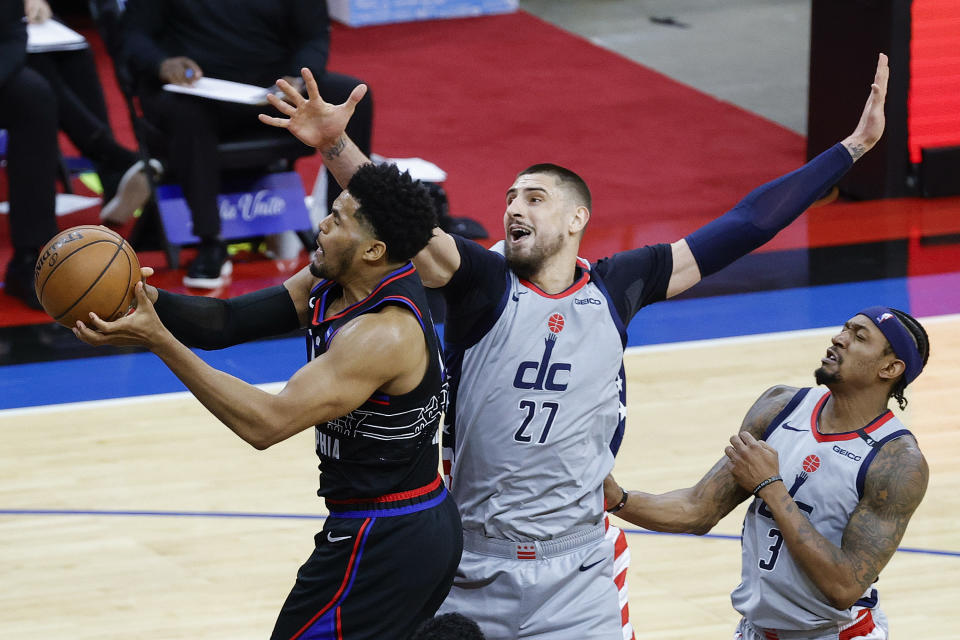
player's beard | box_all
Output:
[310,242,358,280]
[814,366,841,386]
[505,231,564,281]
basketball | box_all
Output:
[34,225,142,328]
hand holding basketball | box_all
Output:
[73,281,170,350]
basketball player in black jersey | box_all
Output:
[73,162,463,640]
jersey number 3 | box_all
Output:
[757,475,814,571]
[514,400,559,444]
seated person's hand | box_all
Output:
[24,0,52,24]
[159,57,203,86]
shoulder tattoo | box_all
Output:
[739,385,799,439]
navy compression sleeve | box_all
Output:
[154,286,299,350]
[684,143,853,277]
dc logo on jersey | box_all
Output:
[802,454,821,473]
[513,322,571,391]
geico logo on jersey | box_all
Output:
[831,445,862,461]
[574,297,602,305]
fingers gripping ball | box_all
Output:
[34,225,141,328]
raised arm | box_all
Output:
[73,283,427,450]
[725,427,928,610]
[665,53,889,298]
[607,385,797,534]
[260,68,462,287]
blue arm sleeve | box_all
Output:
[684,143,853,277]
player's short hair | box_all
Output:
[885,308,930,410]
[410,613,487,640]
[347,163,438,263]
[517,163,592,211]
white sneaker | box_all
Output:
[100,158,164,225]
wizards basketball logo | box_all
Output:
[547,313,564,333]
[512,313,572,391]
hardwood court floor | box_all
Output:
[1,317,957,639]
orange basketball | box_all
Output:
[34,225,141,328]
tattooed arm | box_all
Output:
[605,385,797,534]
[728,433,928,610]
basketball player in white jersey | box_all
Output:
[261,54,890,640]
[605,307,930,640]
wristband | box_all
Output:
[752,475,783,497]
[607,488,629,513]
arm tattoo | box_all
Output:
[846,143,867,161]
[841,438,929,591]
[740,385,798,439]
[693,386,799,517]
[321,135,348,161]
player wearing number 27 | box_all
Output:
[605,307,930,640]
[261,54,891,640]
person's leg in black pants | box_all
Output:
[0,66,59,308]
[139,87,238,286]
[316,71,374,213]
[26,49,141,202]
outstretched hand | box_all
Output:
[842,53,889,161]
[73,281,169,350]
[258,67,367,151]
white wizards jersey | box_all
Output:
[444,261,628,541]
[732,386,913,631]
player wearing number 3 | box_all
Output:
[606,307,930,640]
[261,53,891,639]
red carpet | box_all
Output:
[3,11,960,326]
[325,12,808,259]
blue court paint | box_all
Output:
[627,277,911,346]
[0,275,937,410]
[0,338,305,409]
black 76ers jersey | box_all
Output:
[306,263,447,501]
[732,386,914,631]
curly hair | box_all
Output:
[410,613,486,640]
[885,308,930,410]
[347,163,438,263]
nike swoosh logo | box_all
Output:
[780,424,805,432]
[327,532,352,543]
[579,559,604,572]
